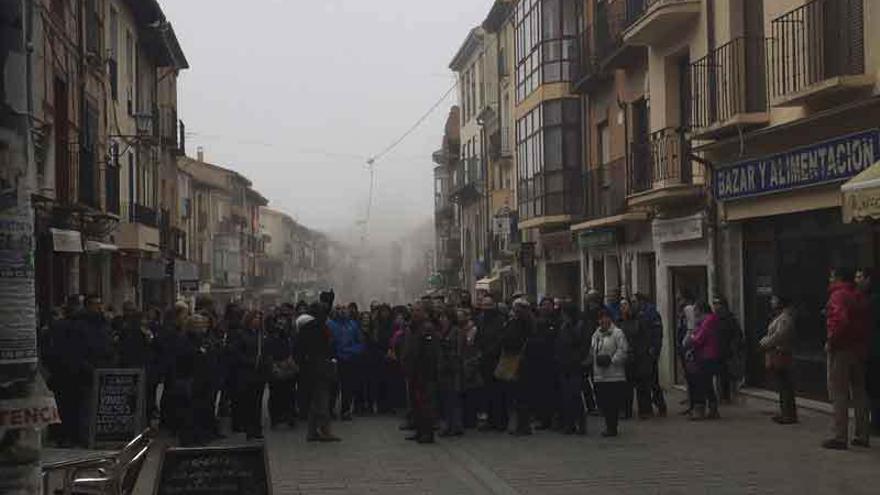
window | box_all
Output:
[79,101,98,207]
[516,99,581,220]
[515,0,577,102]
[126,31,135,114]
[109,7,118,100]
[598,120,611,165]
[85,0,99,54]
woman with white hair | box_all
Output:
[590,306,629,437]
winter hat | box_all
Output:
[296,314,316,330]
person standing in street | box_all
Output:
[503,299,533,436]
[856,269,880,435]
[437,308,464,437]
[714,296,744,404]
[266,304,298,429]
[590,306,629,437]
[459,308,484,430]
[687,302,721,421]
[475,296,509,431]
[297,306,341,442]
[531,298,560,430]
[823,267,871,450]
[618,298,650,420]
[230,310,269,440]
[402,303,439,444]
[635,293,667,417]
[759,294,798,425]
[329,305,364,421]
[555,302,589,435]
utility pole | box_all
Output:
[1,1,57,493]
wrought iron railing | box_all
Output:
[628,127,697,195]
[689,37,768,130]
[769,0,865,99]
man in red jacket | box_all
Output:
[823,267,871,450]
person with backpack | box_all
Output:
[823,267,871,450]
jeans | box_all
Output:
[558,371,585,431]
[693,360,720,410]
[595,381,627,434]
[773,365,797,420]
[308,380,331,436]
[440,387,463,433]
[827,349,869,442]
[650,359,667,414]
[485,378,510,430]
[334,359,358,416]
[268,377,296,425]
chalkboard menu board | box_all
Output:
[156,445,271,495]
[89,368,146,448]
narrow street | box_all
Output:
[263,395,880,494]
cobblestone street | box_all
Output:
[265,394,880,494]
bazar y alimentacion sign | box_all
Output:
[714,129,880,201]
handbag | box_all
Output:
[765,351,793,371]
[272,358,300,380]
[494,344,526,382]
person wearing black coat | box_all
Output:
[402,303,439,444]
[531,298,561,430]
[474,296,508,431]
[504,299,534,436]
[556,302,589,435]
[229,310,269,440]
[296,305,341,442]
[266,305,298,429]
[619,298,652,419]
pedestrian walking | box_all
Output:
[759,294,798,425]
[823,267,871,450]
[590,306,629,437]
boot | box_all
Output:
[707,404,720,420]
[689,405,706,421]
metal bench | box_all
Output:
[41,429,154,495]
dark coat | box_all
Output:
[437,325,463,391]
[296,319,335,384]
[619,317,651,378]
[555,318,589,373]
[475,309,507,378]
[115,316,152,369]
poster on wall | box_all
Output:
[0,203,37,365]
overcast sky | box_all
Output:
[160,0,493,241]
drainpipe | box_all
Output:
[689,152,719,300]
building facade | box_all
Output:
[432,106,463,294]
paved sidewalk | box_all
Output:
[265,393,880,494]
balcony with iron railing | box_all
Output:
[128,202,159,228]
[688,37,770,140]
[769,0,872,107]
[627,127,705,207]
[450,158,483,204]
[623,0,701,46]
[573,1,646,92]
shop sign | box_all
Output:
[50,228,83,253]
[715,129,880,201]
[654,214,704,244]
[179,280,199,293]
[577,229,616,249]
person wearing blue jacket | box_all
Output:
[329,305,364,420]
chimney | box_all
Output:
[197,146,204,162]
[178,120,186,155]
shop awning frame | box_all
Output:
[842,159,880,223]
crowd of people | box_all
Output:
[37,265,880,450]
